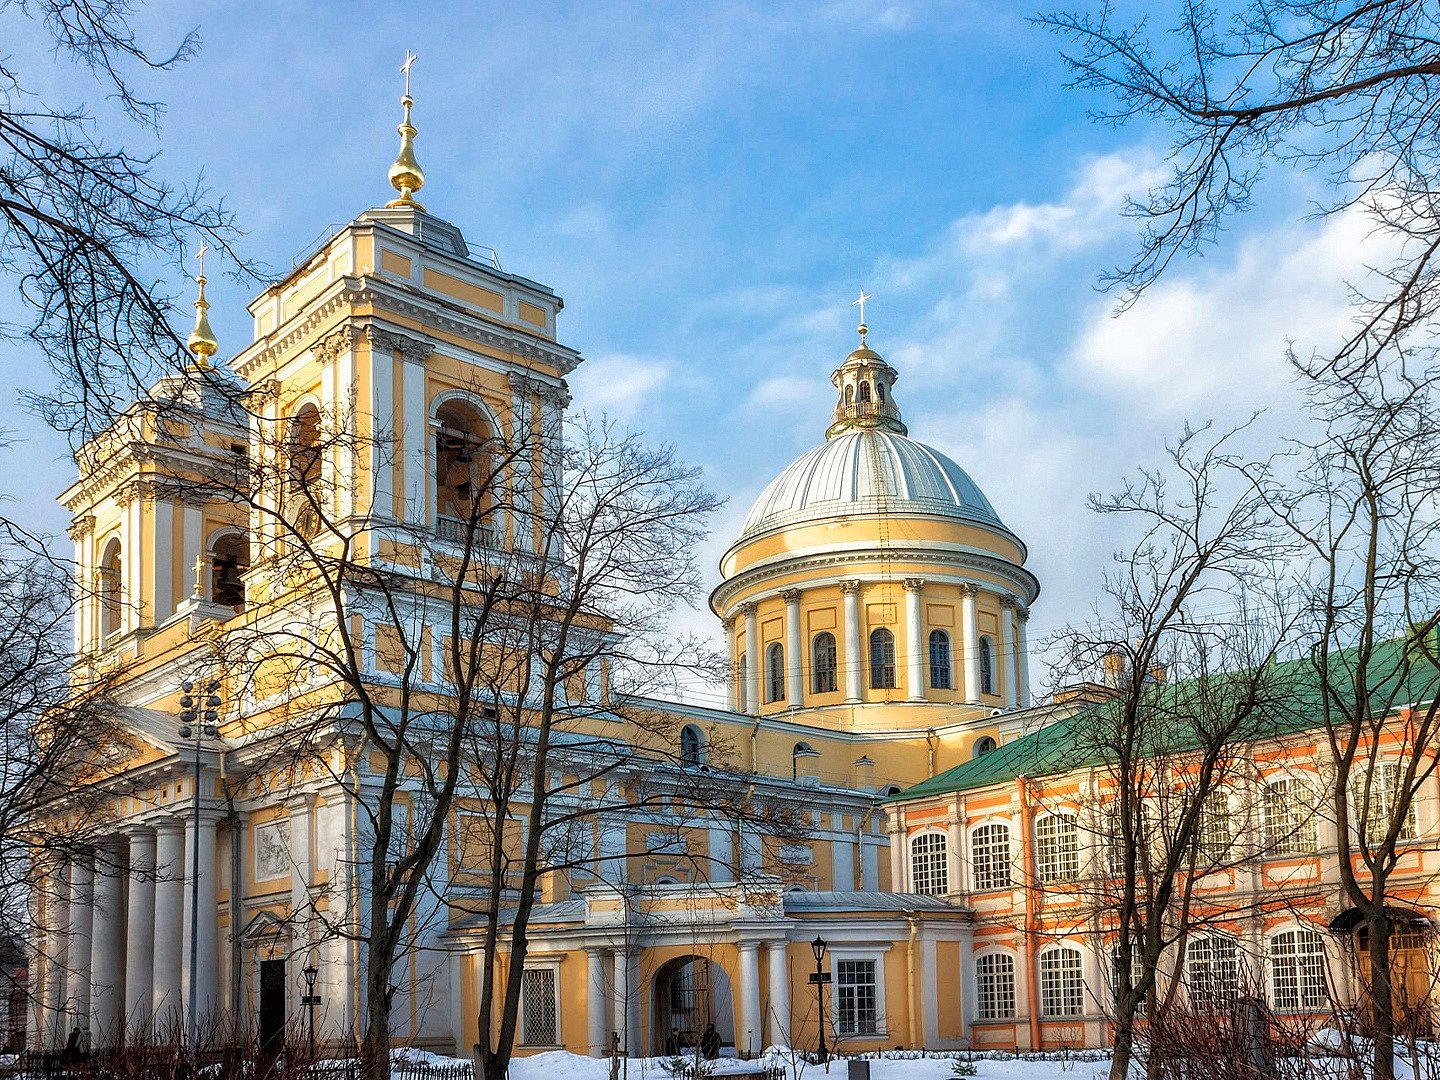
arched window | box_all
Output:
[869,628,896,689]
[928,630,952,689]
[1039,947,1085,1017]
[970,822,1011,891]
[1268,928,1327,1012]
[975,953,1016,1020]
[876,382,886,403]
[766,642,785,703]
[1036,813,1079,883]
[909,832,948,895]
[792,741,819,780]
[812,632,838,694]
[287,404,322,495]
[99,538,123,641]
[844,385,854,406]
[435,399,495,543]
[973,735,998,759]
[680,725,704,769]
[979,636,995,695]
[210,533,250,611]
[737,654,747,711]
[1186,934,1239,1008]
[858,381,872,403]
[1264,776,1317,855]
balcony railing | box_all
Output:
[436,516,496,548]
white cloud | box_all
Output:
[568,353,673,424]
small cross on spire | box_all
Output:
[194,241,209,280]
[401,51,418,99]
[853,290,873,341]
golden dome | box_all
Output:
[387,93,426,210]
[186,271,219,367]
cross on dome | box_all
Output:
[853,290,873,341]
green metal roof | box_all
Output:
[892,636,1440,803]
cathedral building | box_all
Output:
[33,71,1099,1061]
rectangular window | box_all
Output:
[1036,814,1080,883]
[1354,761,1418,845]
[975,953,1016,1020]
[1186,935,1239,1007]
[1197,790,1232,862]
[521,967,559,1046]
[1264,778,1317,855]
[836,959,879,1035]
[1039,949,1085,1017]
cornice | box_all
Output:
[712,546,1041,614]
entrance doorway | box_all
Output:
[259,959,287,1051]
[653,956,737,1058]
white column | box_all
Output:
[42,860,69,1048]
[782,589,804,706]
[1000,597,1019,709]
[125,828,156,1034]
[723,619,737,712]
[947,813,965,894]
[738,942,761,1057]
[841,580,862,702]
[181,810,221,1027]
[66,853,94,1042]
[152,818,185,1025]
[289,796,314,945]
[1016,606,1032,708]
[586,949,610,1056]
[399,348,428,524]
[960,584,980,704]
[765,942,790,1049]
[123,496,142,633]
[370,331,397,521]
[903,578,925,701]
[612,950,639,1054]
[89,840,125,1045]
[742,603,761,716]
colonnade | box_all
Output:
[36,811,222,1049]
[583,940,790,1058]
[725,580,1031,713]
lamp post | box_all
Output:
[808,936,830,1064]
[179,680,220,1063]
[301,961,321,1059]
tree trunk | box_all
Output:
[361,920,393,1080]
[1368,913,1396,1080]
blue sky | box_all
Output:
[0,1,1385,703]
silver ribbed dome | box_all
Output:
[738,430,1005,542]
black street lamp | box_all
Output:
[178,679,220,1063]
[808,936,830,1064]
[301,962,321,1059]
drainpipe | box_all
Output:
[926,730,937,776]
[906,913,920,1048]
[751,719,761,773]
[1018,775,1041,1051]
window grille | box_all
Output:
[929,630,952,690]
[521,967,558,1046]
[970,823,1012,891]
[910,832,948,895]
[1264,777,1316,855]
[1186,935,1239,1007]
[869,629,896,689]
[812,633,838,694]
[1354,760,1418,844]
[1039,948,1085,1017]
[1269,929,1327,1012]
[1197,790,1233,862]
[1036,813,1080,883]
[836,959,879,1035]
[975,953,1016,1020]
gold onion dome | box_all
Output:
[387,53,426,210]
[186,264,219,369]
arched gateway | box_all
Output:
[653,956,736,1058]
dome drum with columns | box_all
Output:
[712,329,1038,726]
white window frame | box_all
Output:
[519,960,562,1047]
[974,950,1017,1021]
[1038,945,1086,1017]
[909,831,949,896]
[1352,759,1419,844]
[1264,775,1317,856]
[1186,933,1240,1007]
[970,822,1012,892]
[828,947,889,1038]
[1197,790,1233,862]
[1036,812,1080,883]
[1269,927,1328,1013]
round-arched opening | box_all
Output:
[210,533,250,611]
[652,955,735,1058]
[99,537,123,640]
[288,404,322,494]
[973,735,998,759]
[680,725,705,769]
[435,399,495,543]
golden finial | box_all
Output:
[386,51,427,210]
[186,242,219,369]
[853,290,873,343]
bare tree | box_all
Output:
[190,382,800,1080]
[0,0,245,443]
[1049,424,1298,1080]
